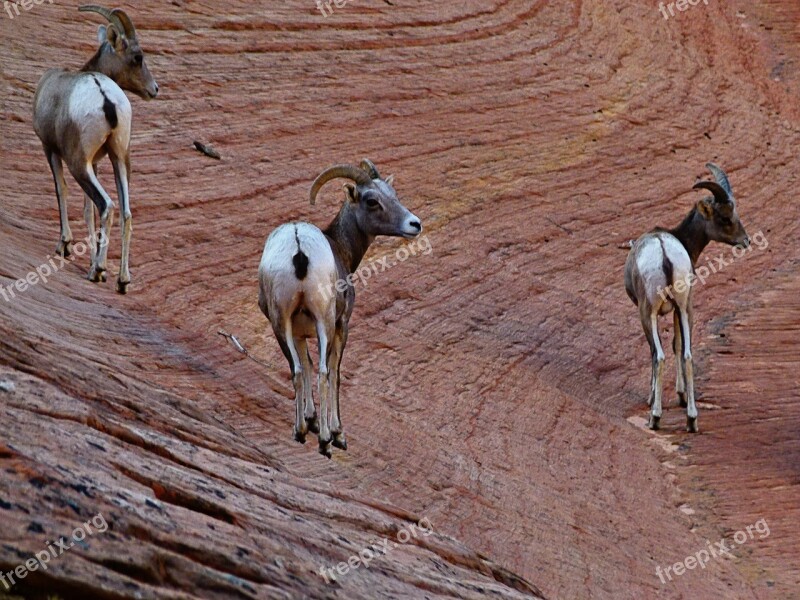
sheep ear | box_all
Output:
[97,25,108,44]
[343,183,358,204]
[105,24,128,53]
[697,197,714,219]
[385,174,395,186]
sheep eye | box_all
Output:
[364,197,381,209]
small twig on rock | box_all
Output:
[218,331,273,370]
[545,216,573,235]
[218,331,294,398]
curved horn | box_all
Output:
[359,158,381,180]
[693,181,729,204]
[111,8,137,39]
[309,165,372,205]
[706,163,732,196]
[79,5,136,39]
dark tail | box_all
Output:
[658,238,675,307]
[293,226,309,280]
[659,239,674,286]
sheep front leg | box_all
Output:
[328,323,348,450]
[47,152,73,258]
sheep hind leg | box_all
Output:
[47,152,73,258]
[84,194,97,264]
[83,163,102,266]
[109,151,131,294]
[314,315,335,458]
[674,311,687,408]
[677,306,698,433]
[72,163,115,283]
[640,306,657,408]
[295,337,318,435]
[271,316,306,443]
[642,307,665,430]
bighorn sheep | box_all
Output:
[624,163,750,432]
[33,5,158,293]
[258,160,422,457]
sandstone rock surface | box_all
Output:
[0,1,798,598]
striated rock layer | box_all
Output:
[0,0,798,598]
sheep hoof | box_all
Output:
[87,267,106,283]
[306,414,319,435]
[649,415,661,430]
[293,428,307,444]
[678,392,687,408]
[318,439,332,458]
[116,280,129,295]
[55,240,73,258]
[687,416,698,433]
[332,433,347,451]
